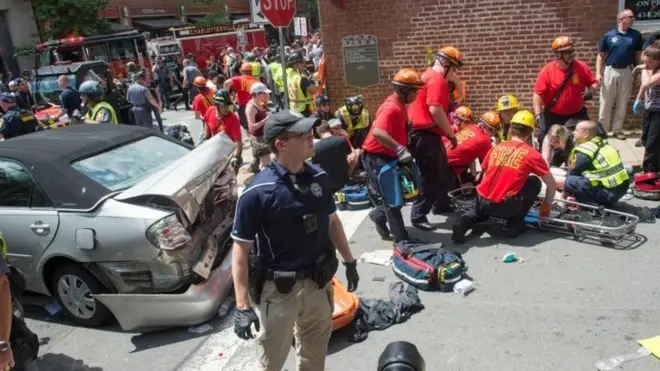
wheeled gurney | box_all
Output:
[448,187,639,245]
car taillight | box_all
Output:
[146,214,192,250]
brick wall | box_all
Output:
[107,0,250,8]
[319,0,642,129]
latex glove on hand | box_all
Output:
[633,99,643,115]
[396,145,412,164]
[343,260,359,292]
[234,308,260,340]
[539,202,552,218]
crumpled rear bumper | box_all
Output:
[95,246,233,332]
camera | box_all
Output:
[377,341,425,371]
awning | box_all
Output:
[109,23,135,33]
[188,16,206,23]
[132,18,189,31]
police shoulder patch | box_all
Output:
[310,182,322,197]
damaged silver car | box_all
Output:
[0,124,238,331]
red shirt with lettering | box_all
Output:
[443,125,492,170]
[228,75,259,106]
[477,140,549,202]
[362,94,408,158]
[203,107,241,143]
[192,90,216,117]
[408,68,450,136]
[533,59,596,116]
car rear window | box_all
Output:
[71,136,190,191]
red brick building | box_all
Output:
[318,0,656,127]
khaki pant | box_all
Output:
[255,279,333,371]
[599,65,633,133]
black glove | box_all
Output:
[234,308,260,340]
[534,113,546,136]
[343,260,359,292]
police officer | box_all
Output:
[452,110,557,244]
[78,80,118,124]
[0,93,38,140]
[559,120,630,206]
[127,71,160,128]
[335,95,371,148]
[231,110,359,371]
[362,68,424,242]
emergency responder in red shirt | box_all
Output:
[450,105,473,134]
[452,110,558,244]
[191,76,216,120]
[362,68,424,242]
[203,89,243,171]
[407,46,461,231]
[224,63,260,130]
[533,36,600,148]
[444,111,500,189]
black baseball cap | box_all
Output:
[264,110,319,143]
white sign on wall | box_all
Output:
[294,17,308,37]
[250,0,269,24]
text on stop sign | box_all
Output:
[262,0,294,11]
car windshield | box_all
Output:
[71,136,190,191]
[33,74,76,105]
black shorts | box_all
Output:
[238,105,247,130]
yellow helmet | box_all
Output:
[496,94,520,112]
[510,110,535,129]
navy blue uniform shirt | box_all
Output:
[599,27,643,68]
[231,161,337,271]
[0,106,39,139]
[59,87,82,118]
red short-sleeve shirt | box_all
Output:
[408,68,450,136]
[229,75,259,106]
[444,125,492,169]
[477,140,550,203]
[362,94,408,158]
[533,59,597,116]
[192,90,216,117]
[203,107,242,143]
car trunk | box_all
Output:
[114,133,238,280]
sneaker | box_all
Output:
[412,217,436,231]
[635,138,644,147]
[614,131,627,140]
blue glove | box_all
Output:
[633,99,643,115]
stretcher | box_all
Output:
[448,186,639,245]
[331,277,360,331]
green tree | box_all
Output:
[32,0,110,40]
[182,0,230,27]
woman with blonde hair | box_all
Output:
[541,123,574,167]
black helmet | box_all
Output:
[316,94,329,106]
[79,80,104,100]
[345,95,363,116]
[245,53,256,62]
[213,89,232,106]
[287,52,304,65]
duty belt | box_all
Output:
[265,267,314,280]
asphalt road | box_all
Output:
[22,109,660,371]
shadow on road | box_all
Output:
[327,326,358,356]
[35,353,103,371]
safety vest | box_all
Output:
[251,62,261,78]
[0,231,6,258]
[337,106,370,138]
[571,137,629,189]
[86,102,118,124]
[287,69,315,114]
[269,62,284,90]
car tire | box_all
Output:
[51,265,112,327]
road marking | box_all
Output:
[178,186,370,371]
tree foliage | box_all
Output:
[183,0,230,27]
[32,0,110,40]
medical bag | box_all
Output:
[633,172,660,201]
[341,184,371,211]
[378,160,422,208]
[392,240,468,292]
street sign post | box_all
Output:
[260,0,297,110]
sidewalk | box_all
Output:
[610,131,645,171]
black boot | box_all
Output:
[412,216,436,231]
[369,209,392,241]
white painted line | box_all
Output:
[179,187,370,371]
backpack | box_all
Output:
[392,241,468,292]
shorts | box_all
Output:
[251,136,271,157]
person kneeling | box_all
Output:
[559,120,630,207]
[452,110,557,244]
[312,120,363,193]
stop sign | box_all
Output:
[260,0,297,28]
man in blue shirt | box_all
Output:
[230,110,359,371]
[596,9,643,140]
[55,75,81,120]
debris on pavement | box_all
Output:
[44,303,62,316]
[372,276,386,282]
[453,279,475,296]
[188,324,213,334]
[594,346,651,370]
[502,252,518,263]
[348,282,424,343]
[638,335,660,358]
[359,250,393,266]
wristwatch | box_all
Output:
[0,340,10,352]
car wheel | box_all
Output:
[51,265,112,327]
